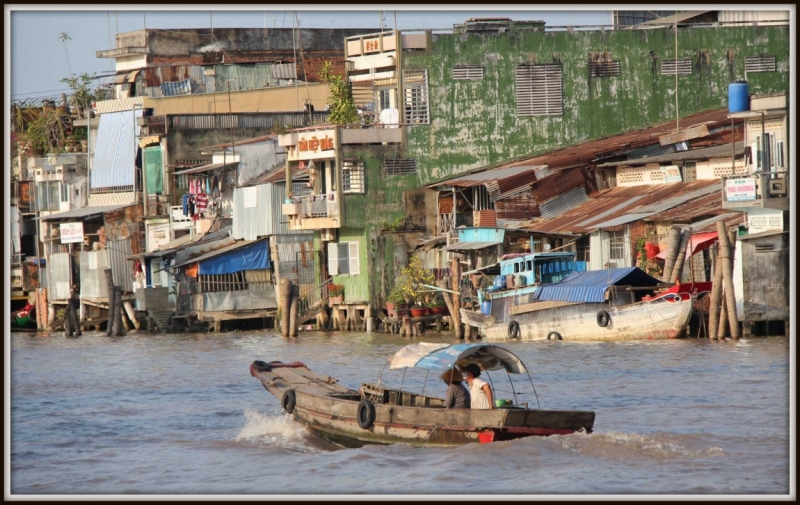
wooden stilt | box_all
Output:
[104,269,115,336]
[661,226,682,282]
[718,223,740,340]
[708,242,724,340]
[123,301,140,330]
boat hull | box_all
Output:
[464,298,695,342]
[250,362,594,447]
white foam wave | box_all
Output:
[550,431,724,460]
[235,407,310,446]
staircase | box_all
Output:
[296,277,333,326]
[147,309,173,333]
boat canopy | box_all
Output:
[533,266,662,304]
[388,343,528,374]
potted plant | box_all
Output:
[428,296,448,316]
[328,283,344,307]
[386,289,408,318]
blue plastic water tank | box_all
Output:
[480,300,492,316]
[728,81,750,113]
[494,275,506,290]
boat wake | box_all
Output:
[235,407,336,453]
[548,430,724,461]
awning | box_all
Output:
[533,267,662,304]
[462,262,501,277]
[444,241,502,252]
[388,343,528,374]
[656,232,718,260]
[41,204,133,221]
[170,239,270,274]
[173,161,237,176]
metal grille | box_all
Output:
[342,160,365,194]
[589,61,621,77]
[402,69,430,124]
[168,112,330,130]
[385,158,417,175]
[661,59,692,75]
[291,250,321,311]
[745,55,776,73]
[515,64,563,116]
[452,66,484,80]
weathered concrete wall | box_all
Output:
[143,84,330,115]
[235,140,286,187]
[404,24,790,184]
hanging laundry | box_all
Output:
[195,192,209,214]
[187,195,195,217]
[206,177,211,194]
[182,194,191,216]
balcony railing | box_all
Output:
[283,193,338,219]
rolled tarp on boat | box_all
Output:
[388,343,528,374]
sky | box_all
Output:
[8,7,611,102]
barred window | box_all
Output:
[745,55,776,73]
[37,181,60,211]
[661,59,692,75]
[341,159,365,194]
[609,230,626,260]
[402,69,430,124]
[515,64,563,116]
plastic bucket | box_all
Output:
[494,399,512,408]
[493,275,506,290]
[480,300,492,315]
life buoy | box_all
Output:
[356,399,376,430]
[508,320,521,339]
[547,331,562,340]
[597,310,611,327]
[281,389,296,414]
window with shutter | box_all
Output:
[452,66,484,80]
[342,160,365,194]
[588,61,621,77]
[327,242,339,275]
[348,242,360,275]
[745,55,776,73]
[337,243,350,275]
[661,59,692,75]
[385,158,417,175]
[515,64,563,116]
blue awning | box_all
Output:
[198,239,270,275]
[533,267,662,303]
[90,109,143,189]
[388,343,527,374]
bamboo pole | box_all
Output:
[112,286,125,336]
[661,226,682,282]
[450,257,463,340]
[289,293,299,338]
[708,242,723,340]
[670,227,692,283]
[716,221,740,340]
[279,278,293,338]
[718,293,729,339]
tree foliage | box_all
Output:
[319,61,359,125]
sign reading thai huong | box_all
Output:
[60,222,84,244]
[724,177,757,202]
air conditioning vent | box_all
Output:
[320,228,337,242]
[768,180,786,196]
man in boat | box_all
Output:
[440,368,470,409]
[461,364,494,409]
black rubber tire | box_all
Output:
[508,320,521,339]
[547,331,562,341]
[281,389,296,415]
[597,310,611,327]
[356,399,376,430]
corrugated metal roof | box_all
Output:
[94,97,144,114]
[91,109,143,189]
[432,165,540,189]
[522,180,721,235]
[173,161,238,175]
[531,167,587,203]
[538,186,589,219]
[637,11,711,25]
[233,183,274,240]
[590,212,655,229]
[445,241,502,251]
[533,267,662,303]
[41,204,134,221]
[201,134,276,151]
[634,182,721,214]
[596,142,745,167]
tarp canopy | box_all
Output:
[198,239,270,275]
[656,231,718,260]
[388,343,528,374]
[144,146,163,194]
[533,267,662,303]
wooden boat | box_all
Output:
[462,252,711,342]
[249,343,595,447]
[11,303,36,329]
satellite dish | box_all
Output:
[544,244,552,251]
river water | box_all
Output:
[9,330,791,496]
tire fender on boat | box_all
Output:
[597,310,611,327]
[356,399,376,430]
[281,389,296,415]
[508,320,520,339]
[547,331,562,340]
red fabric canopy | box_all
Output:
[656,231,718,260]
